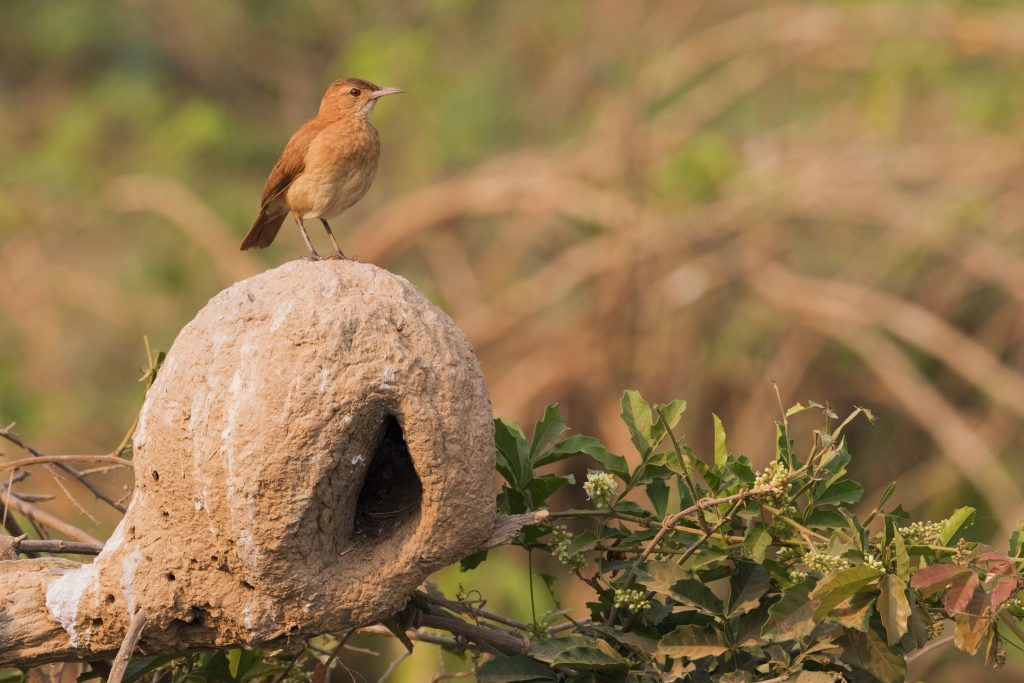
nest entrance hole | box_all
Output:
[352,415,422,539]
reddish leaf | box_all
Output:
[910,564,971,595]
[944,572,979,616]
[988,575,1019,608]
[975,552,1014,564]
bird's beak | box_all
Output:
[369,87,403,100]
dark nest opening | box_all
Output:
[352,415,422,539]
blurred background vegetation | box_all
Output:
[2,0,1024,680]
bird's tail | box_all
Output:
[240,207,287,250]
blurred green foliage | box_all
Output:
[3,1,1024,679]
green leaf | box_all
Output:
[811,565,884,621]
[842,629,907,683]
[785,402,811,417]
[591,624,660,653]
[743,523,771,564]
[227,650,242,680]
[529,404,568,463]
[495,418,530,488]
[657,625,728,659]
[477,655,558,682]
[529,637,591,663]
[546,434,629,480]
[763,578,816,641]
[523,473,574,508]
[728,561,772,617]
[563,530,597,557]
[1009,530,1024,558]
[792,672,841,683]
[804,508,847,528]
[121,656,179,683]
[712,413,728,469]
[832,591,875,632]
[651,399,687,451]
[892,528,910,581]
[939,507,976,545]
[815,480,864,506]
[672,579,725,615]
[460,549,488,572]
[620,390,655,457]
[733,603,772,646]
[639,560,690,596]
[646,477,669,517]
[726,456,755,485]
[194,652,233,682]
[551,641,627,670]
[876,574,911,646]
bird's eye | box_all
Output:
[349,88,361,97]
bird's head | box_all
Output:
[319,78,403,119]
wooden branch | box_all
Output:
[108,611,148,683]
[0,426,128,514]
[16,539,103,555]
[415,613,530,656]
[0,490,102,545]
[480,510,549,549]
[0,455,132,474]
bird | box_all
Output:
[240,78,402,260]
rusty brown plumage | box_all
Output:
[240,78,402,259]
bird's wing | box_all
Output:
[258,118,322,209]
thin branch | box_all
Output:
[108,611,148,683]
[360,625,461,650]
[415,613,530,656]
[609,488,772,624]
[16,539,103,555]
[0,489,101,545]
[420,592,532,631]
[0,455,133,474]
[656,407,711,535]
[0,426,128,514]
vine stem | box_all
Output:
[528,548,537,628]
[656,407,711,535]
[607,488,773,625]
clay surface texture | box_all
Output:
[0,260,496,665]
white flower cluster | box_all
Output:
[549,524,586,570]
[897,520,942,545]
[788,569,808,583]
[862,553,884,572]
[583,471,617,508]
[804,550,851,574]
[613,587,650,612]
[752,459,789,507]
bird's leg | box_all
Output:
[320,219,347,260]
[295,217,320,260]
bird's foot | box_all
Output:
[304,251,322,261]
[327,250,349,261]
